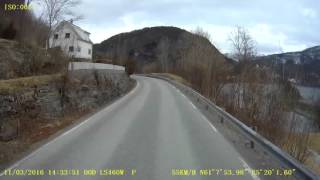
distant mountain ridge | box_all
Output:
[258,46,320,64]
[255,45,320,86]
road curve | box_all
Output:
[1,76,257,180]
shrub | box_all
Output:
[1,22,16,40]
[10,45,69,78]
[125,59,136,75]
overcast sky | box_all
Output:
[37,0,320,55]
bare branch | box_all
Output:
[229,26,256,62]
[37,0,82,47]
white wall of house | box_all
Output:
[75,40,92,59]
[49,22,92,60]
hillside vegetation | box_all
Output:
[0,1,137,168]
[93,26,227,72]
[0,0,48,47]
[95,26,319,174]
[94,26,229,99]
[0,39,68,80]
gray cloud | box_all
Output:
[64,0,320,54]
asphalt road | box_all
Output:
[1,76,258,180]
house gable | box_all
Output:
[49,21,93,60]
[52,21,93,44]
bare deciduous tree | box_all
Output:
[229,26,256,62]
[26,0,33,5]
[226,26,312,164]
[228,26,257,113]
[176,27,229,102]
[36,0,82,47]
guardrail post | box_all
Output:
[245,140,255,149]
[248,126,257,149]
[252,126,258,132]
[250,141,254,149]
[220,117,224,124]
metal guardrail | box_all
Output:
[142,74,319,180]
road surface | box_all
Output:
[1,76,258,180]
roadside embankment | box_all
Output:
[0,69,135,169]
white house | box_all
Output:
[49,20,93,60]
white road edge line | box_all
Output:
[168,83,218,134]
[238,157,261,180]
[162,78,258,180]
[62,81,140,137]
[201,115,218,133]
[190,102,197,110]
[0,80,140,177]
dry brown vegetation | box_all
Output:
[223,27,313,165]
[1,0,82,48]
[0,39,69,80]
[0,106,89,168]
[0,74,62,94]
[0,1,49,47]
[152,26,317,173]
[0,0,71,80]
[176,28,230,101]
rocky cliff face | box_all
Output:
[0,70,134,142]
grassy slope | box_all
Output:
[0,74,61,94]
[151,73,191,86]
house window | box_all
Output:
[54,34,58,39]
[88,49,91,55]
[65,33,70,38]
[69,46,74,52]
[77,47,81,52]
